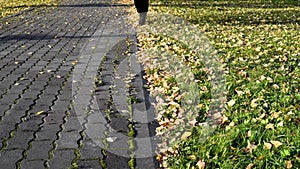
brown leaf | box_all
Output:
[286,160,292,169]
[246,163,254,169]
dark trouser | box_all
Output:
[134,0,149,13]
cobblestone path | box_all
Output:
[0,0,158,168]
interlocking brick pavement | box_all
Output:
[0,0,158,168]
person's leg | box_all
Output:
[134,0,149,25]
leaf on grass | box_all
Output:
[246,130,252,137]
[257,155,264,160]
[196,160,205,169]
[246,140,257,153]
[181,132,192,140]
[265,123,274,130]
[189,155,197,160]
[227,99,235,107]
[251,98,259,108]
[272,84,280,89]
[277,121,284,127]
[246,163,254,169]
[286,160,292,169]
[221,115,229,124]
[270,140,283,148]
[264,142,272,150]
[235,90,244,96]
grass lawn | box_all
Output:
[134,0,300,168]
[0,0,59,18]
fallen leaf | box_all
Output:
[196,160,205,169]
[246,130,252,137]
[246,140,257,153]
[272,84,280,89]
[36,111,44,115]
[229,121,235,127]
[246,163,254,169]
[264,142,272,150]
[227,99,236,107]
[277,121,284,127]
[189,155,197,160]
[286,160,292,169]
[181,132,192,140]
[251,98,259,108]
[271,140,283,148]
[106,137,117,142]
[265,123,274,130]
[257,155,264,160]
[235,90,244,96]
[71,61,78,65]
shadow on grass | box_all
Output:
[151,0,300,9]
[151,0,300,26]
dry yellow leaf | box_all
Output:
[227,99,236,107]
[265,123,274,130]
[35,111,44,116]
[181,132,192,140]
[286,160,292,169]
[257,155,264,160]
[270,140,283,148]
[271,112,280,118]
[246,163,254,169]
[264,142,272,150]
[229,121,235,127]
[246,130,252,137]
[71,61,78,65]
[189,155,197,160]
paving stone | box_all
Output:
[0,1,159,168]
[0,122,16,141]
[56,130,80,149]
[77,159,101,169]
[105,151,130,169]
[6,130,33,150]
[79,139,103,160]
[48,150,75,169]
[35,124,61,141]
[0,149,23,169]
[20,160,46,169]
[26,140,53,160]
[43,111,65,125]
[19,116,43,131]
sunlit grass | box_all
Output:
[0,0,60,18]
[135,0,300,168]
